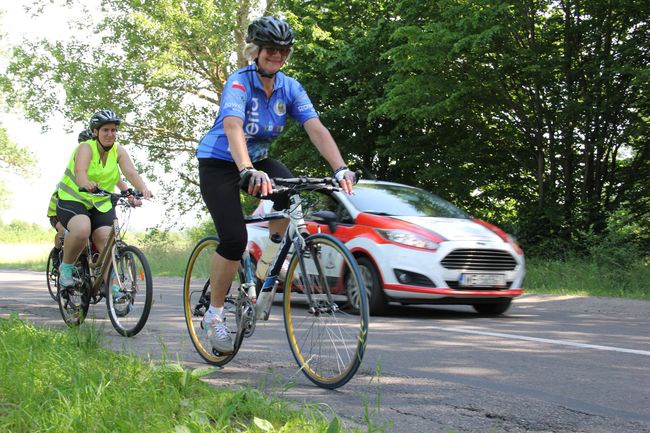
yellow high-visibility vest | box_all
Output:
[47,190,57,217]
[57,139,120,212]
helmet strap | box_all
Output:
[254,59,275,78]
[96,138,113,153]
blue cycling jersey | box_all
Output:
[196,65,319,162]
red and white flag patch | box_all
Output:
[231,81,246,92]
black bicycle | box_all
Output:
[46,242,63,301]
[56,189,153,337]
[183,175,369,389]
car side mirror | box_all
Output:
[311,210,338,234]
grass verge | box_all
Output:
[524,257,649,300]
[0,315,370,433]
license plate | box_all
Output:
[459,273,506,287]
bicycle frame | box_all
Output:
[249,193,311,320]
[80,192,136,298]
[86,219,121,297]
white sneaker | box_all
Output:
[202,316,234,353]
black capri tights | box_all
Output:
[198,157,292,261]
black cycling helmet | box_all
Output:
[246,16,294,47]
[77,128,93,143]
[89,109,121,131]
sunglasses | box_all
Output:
[263,46,291,56]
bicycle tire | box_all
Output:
[46,247,59,301]
[105,245,153,337]
[183,236,243,366]
[56,257,91,327]
[283,233,369,389]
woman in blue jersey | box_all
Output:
[196,16,356,353]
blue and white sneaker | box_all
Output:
[111,284,132,317]
[58,263,75,288]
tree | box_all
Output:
[273,0,400,182]
[0,14,36,212]
[2,0,278,223]
[369,0,649,248]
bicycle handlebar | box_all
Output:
[79,187,144,207]
[269,169,363,195]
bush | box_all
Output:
[0,220,52,243]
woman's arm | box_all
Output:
[116,145,152,199]
[224,116,252,171]
[224,116,272,197]
[74,143,97,191]
[303,118,354,194]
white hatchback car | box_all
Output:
[247,179,525,315]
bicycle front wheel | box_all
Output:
[46,247,59,301]
[183,236,243,366]
[105,245,153,337]
[283,233,369,389]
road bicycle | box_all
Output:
[55,189,153,337]
[183,175,369,389]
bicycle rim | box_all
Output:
[283,234,369,388]
[183,236,242,366]
[46,247,58,301]
[106,245,153,337]
[57,260,90,327]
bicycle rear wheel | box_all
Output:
[183,236,243,366]
[283,233,369,388]
[56,258,91,327]
[46,247,59,301]
[105,245,153,337]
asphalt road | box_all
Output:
[1,269,649,433]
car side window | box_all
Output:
[338,205,354,224]
[302,192,338,218]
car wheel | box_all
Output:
[473,300,512,315]
[357,257,388,316]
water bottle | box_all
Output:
[255,233,282,280]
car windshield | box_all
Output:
[347,183,469,218]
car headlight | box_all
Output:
[376,229,440,250]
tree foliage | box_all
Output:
[2,0,648,252]
[3,0,277,222]
[278,0,649,251]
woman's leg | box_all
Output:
[198,159,247,352]
[61,215,91,264]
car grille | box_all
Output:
[441,249,517,271]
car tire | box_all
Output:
[473,300,512,315]
[357,257,388,316]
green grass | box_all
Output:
[143,244,194,276]
[0,315,372,433]
[525,257,650,300]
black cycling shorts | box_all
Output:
[56,199,116,233]
[49,216,60,229]
[198,157,292,261]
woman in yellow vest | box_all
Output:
[47,128,133,270]
[56,110,152,288]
